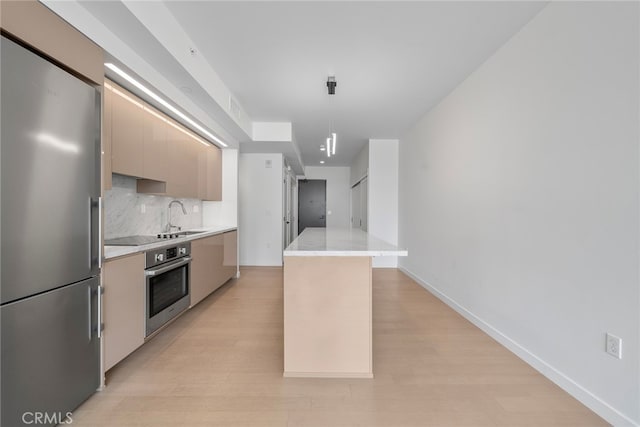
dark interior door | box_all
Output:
[298,179,326,234]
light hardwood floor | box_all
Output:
[72,267,608,426]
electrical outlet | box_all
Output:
[140,204,146,214]
[193,205,199,213]
[606,333,622,359]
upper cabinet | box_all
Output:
[0,1,103,85]
[104,81,222,201]
[142,106,169,183]
[110,85,145,178]
[165,123,196,198]
[200,145,222,201]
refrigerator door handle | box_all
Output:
[98,197,103,269]
[89,197,100,271]
[87,286,93,341]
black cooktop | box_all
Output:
[105,234,183,246]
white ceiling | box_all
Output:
[50,1,547,172]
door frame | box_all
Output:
[350,175,368,230]
[297,179,327,234]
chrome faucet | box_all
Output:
[166,200,187,233]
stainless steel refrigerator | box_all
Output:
[1,35,102,426]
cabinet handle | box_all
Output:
[89,197,101,271]
[145,257,192,276]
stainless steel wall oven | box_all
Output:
[145,242,191,337]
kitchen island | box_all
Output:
[283,227,407,378]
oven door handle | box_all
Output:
[145,257,192,276]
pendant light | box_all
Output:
[324,75,337,159]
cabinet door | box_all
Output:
[111,88,144,177]
[190,236,216,306]
[166,124,189,197]
[102,83,112,191]
[166,123,200,198]
[103,253,145,371]
[201,145,222,201]
[184,136,199,199]
[211,146,223,201]
[191,233,235,307]
[0,0,104,85]
[197,144,208,200]
[222,230,238,280]
[142,107,168,182]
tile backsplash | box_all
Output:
[104,174,203,239]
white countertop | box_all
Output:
[104,225,237,260]
[283,228,408,257]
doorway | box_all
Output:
[351,177,368,231]
[283,171,296,248]
[298,179,326,234]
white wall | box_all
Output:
[350,144,369,186]
[238,153,283,266]
[398,3,639,425]
[304,166,351,229]
[252,121,292,142]
[369,139,399,268]
[203,148,238,227]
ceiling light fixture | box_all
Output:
[331,132,337,155]
[327,75,337,95]
[104,63,228,148]
[324,75,338,160]
[320,160,325,164]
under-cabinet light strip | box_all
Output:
[104,63,228,148]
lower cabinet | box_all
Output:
[222,230,238,279]
[191,231,238,307]
[101,231,237,370]
[103,253,145,371]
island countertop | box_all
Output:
[283,227,408,257]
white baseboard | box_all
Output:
[398,266,638,427]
